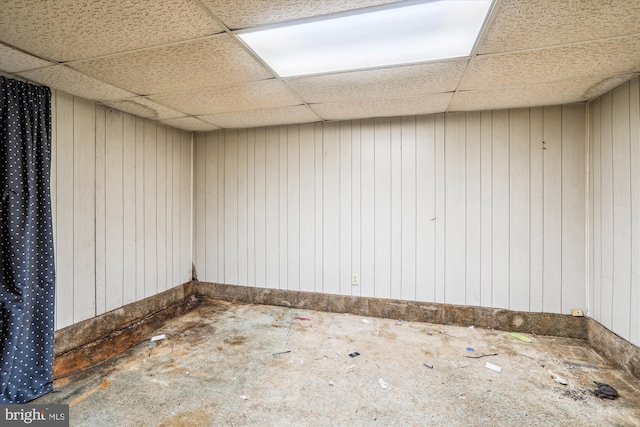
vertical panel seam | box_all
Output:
[584,102,592,313]
[599,101,603,322]
[479,112,483,307]
[433,118,436,302]
[527,108,532,312]
[442,115,446,303]
[390,119,394,298]
[609,98,615,327]
[560,107,564,314]
[72,96,77,320]
[154,123,158,297]
[464,113,468,305]
[339,124,342,295]
[507,109,511,310]
[237,132,240,285]
[528,108,532,311]
[370,120,374,297]
[490,111,494,308]
[541,109,545,312]
[414,117,418,301]
[628,89,633,334]
[359,122,363,298]
[121,114,125,305]
[629,86,635,336]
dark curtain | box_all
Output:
[0,76,55,403]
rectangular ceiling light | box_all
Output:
[237,0,493,77]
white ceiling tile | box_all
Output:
[70,35,273,96]
[100,98,185,120]
[310,93,453,121]
[0,43,53,73]
[17,65,135,101]
[449,75,636,112]
[285,60,467,103]
[3,0,638,124]
[0,0,222,62]
[203,0,399,30]
[479,0,640,54]
[461,35,640,90]
[149,80,302,115]
[159,117,221,132]
[200,105,320,129]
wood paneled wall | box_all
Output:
[589,77,640,346]
[50,90,192,330]
[193,105,586,314]
[27,80,640,347]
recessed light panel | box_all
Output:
[237,0,492,77]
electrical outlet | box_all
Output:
[352,274,359,286]
[571,308,584,317]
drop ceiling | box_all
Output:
[1,0,639,131]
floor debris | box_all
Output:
[563,360,599,370]
[510,332,532,343]
[549,371,568,385]
[150,334,166,342]
[465,353,498,359]
[272,350,291,356]
[349,352,361,358]
[423,362,434,369]
[378,378,389,389]
[485,362,502,373]
[594,382,618,399]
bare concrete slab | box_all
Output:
[38,299,640,426]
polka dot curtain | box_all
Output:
[0,77,55,403]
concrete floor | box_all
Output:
[37,299,640,426]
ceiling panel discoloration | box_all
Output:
[450,75,635,111]
[18,65,135,101]
[101,98,186,120]
[310,92,453,121]
[200,105,320,128]
[160,117,220,132]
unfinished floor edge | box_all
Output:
[54,282,194,356]
[194,281,588,338]
[51,281,640,382]
[587,318,640,380]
